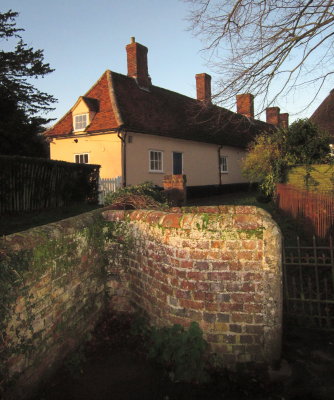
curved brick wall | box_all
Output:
[103,205,282,367]
[1,205,282,398]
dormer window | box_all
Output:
[74,114,88,131]
[71,96,98,134]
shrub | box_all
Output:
[148,322,209,383]
[242,119,331,196]
[130,317,209,383]
[104,181,168,209]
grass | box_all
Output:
[0,203,101,237]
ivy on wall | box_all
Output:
[0,211,118,395]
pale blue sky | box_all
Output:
[2,0,332,124]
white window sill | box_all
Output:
[73,129,87,133]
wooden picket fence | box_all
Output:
[0,156,100,214]
[98,176,122,205]
[276,183,334,239]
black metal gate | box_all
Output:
[283,237,334,330]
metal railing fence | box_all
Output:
[283,236,334,330]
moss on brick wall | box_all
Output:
[1,205,283,399]
[0,210,109,399]
[103,206,282,368]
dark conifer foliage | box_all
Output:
[0,10,56,157]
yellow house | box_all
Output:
[45,38,277,191]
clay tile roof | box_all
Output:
[82,97,99,112]
[111,71,272,148]
[45,70,273,147]
[310,89,334,143]
[45,71,119,137]
[44,109,73,137]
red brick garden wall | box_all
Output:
[103,205,282,367]
[1,205,282,399]
[0,211,107,399]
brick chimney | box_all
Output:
[236,94,254,119]
[279,113,289,129]
[195,73,212,103]
[126,37,151,88]
[266,107,280,126]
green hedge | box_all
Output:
[287,164,334,193]
[0,156,100,214]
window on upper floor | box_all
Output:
[74,114,88,131]
[75,153,89,164]
[149,150,163,172]
[220,156,228,173]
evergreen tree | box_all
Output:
[0,10,56,157]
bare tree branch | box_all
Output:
[184,0,334,114]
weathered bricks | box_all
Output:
[103,205,282,369]
[1,205,282,399]
[1,210,114,399]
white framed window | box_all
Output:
[75,153,89,164]
[220,156,228,173]
[149,150,163,172]
[74,114,88,131]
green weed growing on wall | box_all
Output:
[196,213,211,231]
[0,211,113,393]
[32,235,80,280]
[0,248,33,393]
[104,221,134,248]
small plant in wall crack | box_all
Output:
[104,220,135,251]
[0,248,33,393]
[196,213,211,231]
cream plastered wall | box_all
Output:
[125,132,249,187]
[49,133,122,179]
